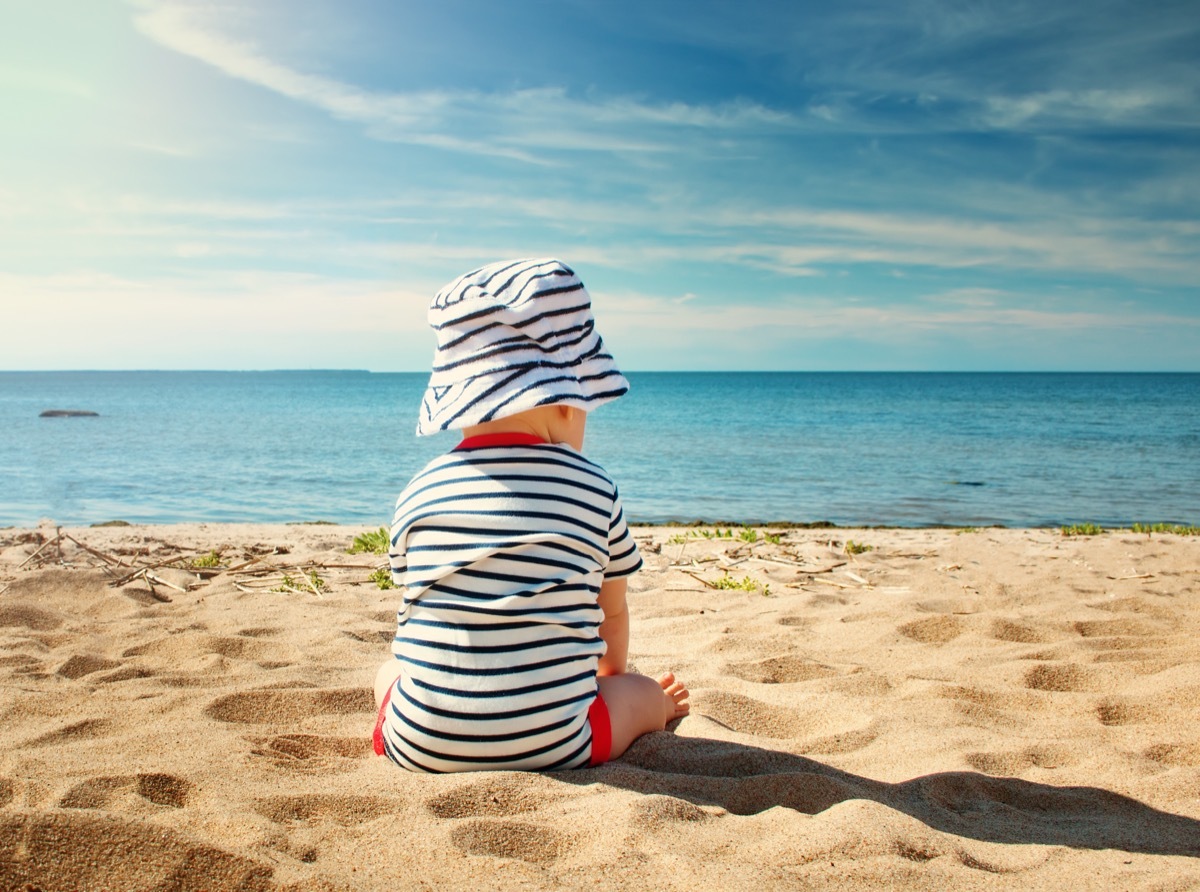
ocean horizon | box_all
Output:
[1,370,1196,529]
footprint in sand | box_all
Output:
[990,618,1053,644]
[205,688,373,725]
[897,615,966,645]
[341,628,393,644]
[60,773,191,810]
[55,654,123,680]
[1143,742,1200,767]
[696,691,811,739]
[1087,596,1175,620]
[777,614,817,629]
[1074,618,1160,639]
[964,745,1077,774]
[0,778,14,808]
[0,812,274,892]
[0,654,45,678]
[254,794,392,825]
[250,733,370,772]
[0,603,64,631]
[425,775,567,819]
[804,594,849,609]
[449,819,571,863]
[630,794,715,828]
[23,719,113,749]
[1023,663,1104,692]
[237,627,283,638]
[1095,697,1156,726]
[124,633,289,663]
[424,776,577,863]
[827,671,893,697]
[941,685,1046,728]
[726,654,839,685]
[802,725,880,755]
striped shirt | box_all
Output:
[379,434,642,772]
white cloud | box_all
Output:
[982,88,1181,129]
[601,288,1199,340]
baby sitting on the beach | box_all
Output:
[373,258,689,772]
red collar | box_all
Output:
[454,433,549,451]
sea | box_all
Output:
[0,371,1196,529]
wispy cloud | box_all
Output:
[981,88,1188,130]
[131,2,799,162]
[602,287,1200,340]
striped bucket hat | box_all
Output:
[416,258,630,436]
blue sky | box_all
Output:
[1,0,1197,371]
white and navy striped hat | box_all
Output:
[416,258,630,436]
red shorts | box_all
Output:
[586,690,612,767]
[372,687,612,767]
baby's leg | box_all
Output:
[374,659,404,707]
[596,672,689,760]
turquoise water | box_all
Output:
[0,371,1196,527]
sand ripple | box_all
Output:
[1,523,1198,890]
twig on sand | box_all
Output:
[144,579,173,603]
[298,572,325,599]
[110,557,188,587]
[144,571,190,593]
[811,576,854,589]
[679,569,719,589]
[18,534,62,569]
[61,534,123,566]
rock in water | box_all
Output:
[39,410,99,418]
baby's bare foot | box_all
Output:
[658,672,690,721]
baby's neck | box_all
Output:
[463,412,553,444]
[461,404,585,451]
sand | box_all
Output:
[1,522,1198,891]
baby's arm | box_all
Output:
[594,575,690,758]
[596,576,630,676]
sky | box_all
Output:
[1,0,1197,371]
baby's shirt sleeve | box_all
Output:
[605,486,642,578]
[388,527,407,586]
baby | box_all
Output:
[373,258,688,772]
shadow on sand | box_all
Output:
[559,732,1200,858]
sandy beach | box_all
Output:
[1,522,1198,891]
